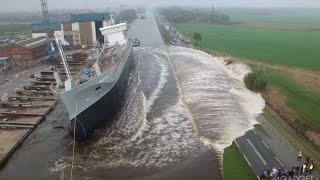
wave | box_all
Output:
[167,46,265,152]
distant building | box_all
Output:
[31,13,112,48]
[61,13,112,47]
[31,23,62,38]
[0,36,48,65]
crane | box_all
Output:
[40,0,51,36]
[40,0,50,24]
[39,0,59,63]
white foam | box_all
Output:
[144,49,169,113]
[130,92,149,141]
[229,88,265,125]
[167,46,265,152]
[214,57,251,82]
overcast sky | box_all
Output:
[1,0,320,12]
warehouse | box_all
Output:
[61,12,112,47]
[0,36,48,66]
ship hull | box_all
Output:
[69,50,134,141]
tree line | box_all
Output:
[158,7,230,24]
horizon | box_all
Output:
[1,0,320,12]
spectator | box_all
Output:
[297,150,302,161]
[288,168,294,180]
[304,163,308,175]
[271,167,277,179]
[260,169,267,180]
[302,164,306,175]
[309,161,314,174]
[277,167,282,179]
[294,165,300,175]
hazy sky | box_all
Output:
[2,0,320,12]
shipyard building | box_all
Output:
[31,13,112,48]
[0,36,48,68]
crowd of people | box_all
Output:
[259,151,317,180]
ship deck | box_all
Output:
[52,43,129,92]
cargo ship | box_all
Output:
[51,23,134,141]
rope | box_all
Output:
[69,104,77,180]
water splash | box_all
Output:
[145,49,169,113]
[167,46,265,152]
[130,92,148,141]
[50,46,206,174]
[215,57,252,82]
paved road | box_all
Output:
[236,129,283,175]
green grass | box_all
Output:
[175,23,320,71]
[263,110,320,171]
[229,13,320,28]
[223,142,257,180]
[223,8,320,28]
[254,124,272,138]
[262,68,320,131]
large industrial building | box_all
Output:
[0,36,48,66]
[31,13,112,48]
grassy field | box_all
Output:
[223,142,257,180]
[263,68,320,130]
[223,8,320,28]
[176,23,320,71]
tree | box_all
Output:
[244,67,267,92]
[193,33,202,46]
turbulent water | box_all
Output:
[167,46,265,151]
[49,45,265,179]
[50,47,207,178]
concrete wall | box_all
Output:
[54,31,69,45]
[91,21,97,44]
[63,23,72,31]
[71,22,81,46]
[78,22,93,46]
